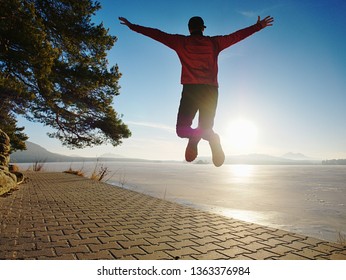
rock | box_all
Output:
[0,170,17,195]
[9,164,20,172]
[0,129,21,196]
[9,164,24,184]
[0,154,10,168]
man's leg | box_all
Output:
[176,85,201,162]
[198,85,225,167]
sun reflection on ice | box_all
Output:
[229,164,254,178]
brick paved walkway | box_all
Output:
[1,172,345,260]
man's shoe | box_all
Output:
[209,134,225,167]
[185,137,200,162]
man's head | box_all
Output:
[188,16,206,33]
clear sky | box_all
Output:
[17,0,346,160]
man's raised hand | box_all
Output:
[119,17,132,27]
[257,16,274,28]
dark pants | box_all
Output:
[176,84,218,140]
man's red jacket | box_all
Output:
[129,22,263,87]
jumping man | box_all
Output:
[119,15,274,167]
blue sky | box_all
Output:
[18,0,346,160]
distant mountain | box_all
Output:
[100,153,124,158]
[322,159,346,165]
[281,152,312,161]
[10,141,154,163]
[227,154,294,164]
[10,142,83,163]
[197,153,321,165]
[11,142,322,165]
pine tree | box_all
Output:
[0,0,131,150]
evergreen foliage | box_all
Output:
[0,0,131,151]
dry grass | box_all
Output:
[90,160,110,181]
[63,167,85,177]
[28,159,114,183]
[32,160,46,171]
[63,160,112,182]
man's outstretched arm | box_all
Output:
[118,17,179,49]
[217,15,274,50]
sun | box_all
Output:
[224,119,258,154]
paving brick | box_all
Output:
[264,244,295,256]
[150,230,177,239]
[209,227,235,235]
[283,240,311,251]
[174,234,198,242]
[235,235,261,244]
[55,245,90,256]
[145,236,176,245]
[302,237,329,247]
[111,246,147,258]
[232,230,256,239]
[243,248,281,260]
[135,251,173,260]
[191,251,230,260]
[192,243,225,254]
[167,247,201,258]
[191,230,215,238]
[118,239,151,249]
[230,255,255,260]
[257,238,287,248]
[41,254,77,260]
[277,234,303,243]
[328,252,346,260]
[275,252,312,260]
[21,248,57,259]
[192,236,220,246]
[293,248,327,259]
[212,232,240,242]
[140,243,175,254]
[168,240,199,249]
[217,246,253,258]
[214,238,245,249]
[238,241,271,253]
[69,237,101,247]
[76,250,115,260]
[307,243,344,254]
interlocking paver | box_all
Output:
[328,252,346,260]
[277,252,312,260]
[0,172,345,260]
[76,250,114,260]
[168,239,199,249]
[214,238,247,249]
[140,243,174,254]
[244,249,282,260]
[118,239,151,249]
[283,241,311,251]
[264,244,295,256]
[237,241,271,253]
[135,251,173,260]
[167,247,201,258]
[192,243,224,254]
[191,251,230,260]
[293,247,328,259]
[217,245,253,258]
